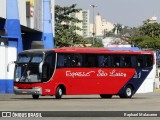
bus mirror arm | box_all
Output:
[39,62,43,73]
[7,61,16,72]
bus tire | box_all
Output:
[55,86,63,99]
[32,95,39,99]
[100,94,112,98]
[120,85,133,98]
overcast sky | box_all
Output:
[55,0,160,27]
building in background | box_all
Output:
[33,0,43,31]
[0,0,55,32]
[90,13,114,37]
[149,16,157,23]
[143,16,158,24]
[70,10,90,37]
[0,0,54,93]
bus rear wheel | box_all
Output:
[119,85,134,98]
[55,86,63,99]
[100,94,112,98]
[32,95,39,99]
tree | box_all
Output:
[83,37,104,47]
[129,22,160,50]
[129,36,160,49]
[139,22,160,39]
[55,4,83,47]
[112,24,123,35]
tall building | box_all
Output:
[90,13,114,37]
[70,10,90,37]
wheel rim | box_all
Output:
[126,88,132,96]
[59,88,62,96]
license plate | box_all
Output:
[22,90,28,93]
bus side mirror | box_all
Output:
[7,61,16,72]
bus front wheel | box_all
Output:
[32,95,39,99]
[55,86,63,99]
[100,94,112,98]
[119,85,134,98]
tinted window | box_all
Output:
[18,54,43,63]
[112,55,121,67]
[131,55,137,67]
[31,56,43,63]
[137,55,144,67]
[98,55,112,67]
[18,55,30,63]
[57,53,153,68]
[111,55,132,68]
[123,56,132,67]
[57,54,82,68]
[42,53,55,82]
[84,54,97,67]
[144,55,153,67]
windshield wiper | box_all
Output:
[19,57,32,82]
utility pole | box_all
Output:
[90,5,97,45]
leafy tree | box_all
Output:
[129,36,160,49]
[112,24,123,35]
[139,23,160,39]
[55,4,82,47]
[104,31,114,37]
[82,37,104,47]
[129,21,160,50]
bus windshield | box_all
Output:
[18,54,43,63]
[14,52,56,83]
[15,54,43,83]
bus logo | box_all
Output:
[66,71,95,78]
[66,69,127,78]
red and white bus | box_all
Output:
[13,47,154,99]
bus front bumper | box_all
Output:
[14,86,42,95]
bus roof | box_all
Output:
[21,47,153,55]
[55,47,153,55]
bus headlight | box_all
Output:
[14,86,18,90]
[32,87,42,94]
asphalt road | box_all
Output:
[0,92,160,119]
[0,92,160,111]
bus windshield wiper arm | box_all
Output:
[19,58,32,82]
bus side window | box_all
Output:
[104,55,112,67]
[42,53,55,82]
[144,55,153,67]
[57,54,70,67]
[70,54,82,67]
[131,56,137,68]
[65,55,72,67]
[58,54,83,68]
[98,55,104,67]
[137,55,144,68]
[108,56,113,67]
[57,55,64,67]
[85,54,97,67]
[120,56,125,67]
[71,54,82,67]
[113,56,120,67]
[124,56,132,67]
[98,55,110,67]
